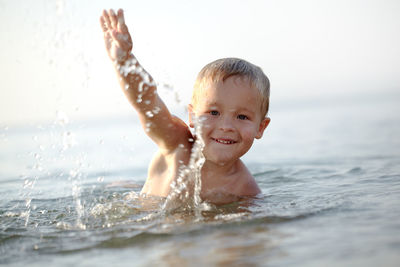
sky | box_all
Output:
[0,0,399,125]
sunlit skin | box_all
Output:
[191,77,268,165]
[189,77,270,200]
[100,9,270,204]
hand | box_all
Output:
[100,9,133,63]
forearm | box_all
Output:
[114,54,157,112]
[100,9,188,151]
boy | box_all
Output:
[100,9,270,204]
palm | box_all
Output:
[100,9,133,62]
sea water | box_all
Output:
[1,91,400,266]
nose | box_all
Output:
[218,115,234,132]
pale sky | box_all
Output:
[1,0,399,125]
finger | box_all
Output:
[102,9,111,29]
[104,31,112,50]
[117,9,125,24]
[117,9,128,33]
[100,16,108,32]
[109,9,118,28]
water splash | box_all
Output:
[162,116,210,218]
[22,176,36,227]
[70,167,86,229]
[55,110,87,229]
[114,56,210,217]
[21,132,44,227]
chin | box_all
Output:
[204,152,238,166]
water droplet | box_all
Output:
[55,110,69,126]
[138,82,143,92]
[153,106,161,114]
[69,170,78,178]
[145,111,154,118]
[136,94,143,103]
[34,164,43,172]
[145,122,152,132]
[142,73,150,84]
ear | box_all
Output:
[188,104,195,128]
[255,117,270,139]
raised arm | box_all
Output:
[100,9,190,151]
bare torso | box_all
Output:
[141,131,261,204]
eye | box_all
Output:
[210,110,219,116]
[237,114,249,120]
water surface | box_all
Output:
[1,92,399,266]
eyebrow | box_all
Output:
[202,100,259,115]
[236,107,256,116]
[203,100,218,107]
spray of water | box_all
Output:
[117,57,210,218]
[21,132,43,227]
[55,110,87,229]
[161,116,211,218]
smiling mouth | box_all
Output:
[212,138,236,144]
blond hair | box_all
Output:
[192,58,270,118]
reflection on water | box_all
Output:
[157,223,283,266]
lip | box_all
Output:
[212,138,237,145]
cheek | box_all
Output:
[240,124,259,140]
[198,115,215,128]
[196,117,214,138]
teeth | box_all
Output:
[216,139,233,144]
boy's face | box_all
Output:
[189,76,270,165]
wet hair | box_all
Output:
[192,58,270,118]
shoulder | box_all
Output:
[240,177,261,196]
[233,161,261,196]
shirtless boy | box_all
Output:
[100,9,270,204]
